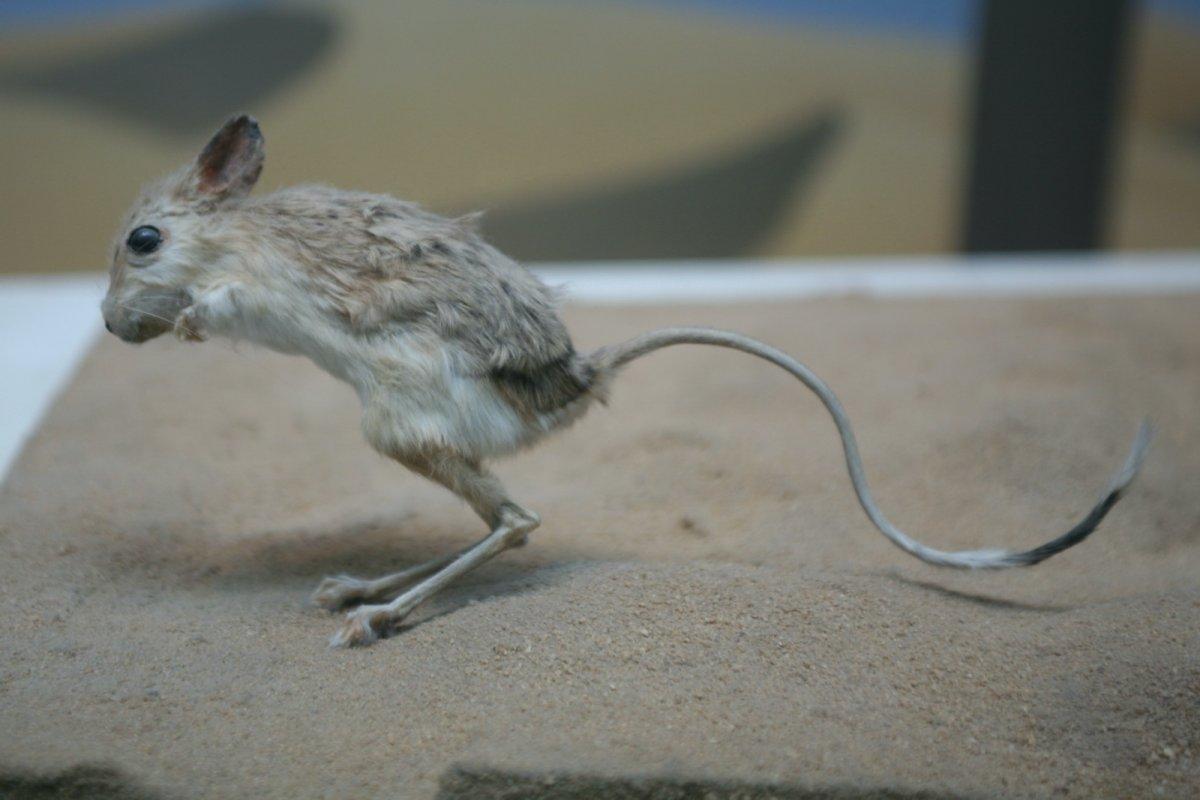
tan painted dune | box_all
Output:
[2,0,1198,275]
[1114,9,1200,251]
[1,295,1197,798]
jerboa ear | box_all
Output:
[183,115,264,202]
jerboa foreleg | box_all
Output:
[590,326,1152,569]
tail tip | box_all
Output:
[1112,418,1155,493]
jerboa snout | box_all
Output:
[590,326,1152,570]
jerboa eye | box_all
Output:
[126,225,162,255]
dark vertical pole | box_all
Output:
[963,0,1133,253]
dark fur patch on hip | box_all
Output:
[490,350,596,418]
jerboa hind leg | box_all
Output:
[590,326,1152,569]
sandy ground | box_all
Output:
[1,296,1198,798]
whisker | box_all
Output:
[117,302,199,337]
[122,293,184,301]
[117,303,175,326]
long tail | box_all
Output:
[590,326,1153,569]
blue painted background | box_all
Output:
[3,1,1198,36]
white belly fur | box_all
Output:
[218,298,566,460]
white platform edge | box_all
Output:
[2,253,1199,481]
[534,252,1200,303]
[0,274,110,480]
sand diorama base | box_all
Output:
[1,297,1197,799]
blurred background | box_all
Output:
[1,0,1198,275]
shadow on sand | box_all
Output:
[880,570,1074,613]
[0,764,169,800]
[438,764,984,800]
[94,510,586,635]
